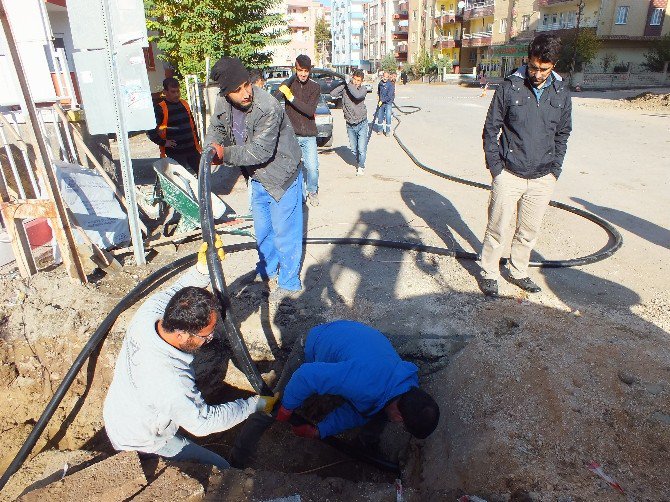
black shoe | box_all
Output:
[480,279,499,297]
[508,276,541,293]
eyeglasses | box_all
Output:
[528,63,554,75]
[190,328,216,344]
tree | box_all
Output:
[145,0,287,80]
[642,33,670,72]
[314,16,330,65]
[411,49,435,77]
[379,52,397,72]
[555,28,601,73]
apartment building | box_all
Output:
[332,0,365,72]
[363,0,409,71]
[483,0,538,77]
[432,1,463,68]
[534,1,667,71]
[271,0,321,67]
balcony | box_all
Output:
[392,28,409,40]
[433,35,461,49]
[461,31,492,47]
[393,11,409,20]
[462,0,494,20]
[438,10,460,24]
[288,15,310,29]
[537,19,597,31]
[394,51,408,61]
[538,0,574,5]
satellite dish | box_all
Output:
[457,1,465,8]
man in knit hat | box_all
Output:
[205,57,304,303]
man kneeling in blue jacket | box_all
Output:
[275,321,440,445]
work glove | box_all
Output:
[275,405,293,422]
[211,143,224,165]
[196,235,225,274]
[378,100,382,107]
[255,394,280,414]
[278,85,294,102]
[292,424,319,439]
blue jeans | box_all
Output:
[251,170,303,291]
[375,103,392,134]
[155,434,230,470]
[346,120,368,168]
[297,136,318,195]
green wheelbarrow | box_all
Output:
[151,158,253,237]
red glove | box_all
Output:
[275,405,293,422]
[292,424,319,439]
[211,143,224,165]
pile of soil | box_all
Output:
[622,92,670,110]
[1,240,669,500]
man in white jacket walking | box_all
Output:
[103,239,276,469]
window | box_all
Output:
[650,7,663,26]
[615,6,629,25]
[499,18,507,33]
[542,14,549,27]
[521,15,530,31]
[413,9,417,20]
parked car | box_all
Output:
[309,68,346,108]
[263,78,333,147]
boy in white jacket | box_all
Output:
[103,239,276,468]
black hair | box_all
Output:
[163,77,179,90]
[296,54,312,69]
[352,69,365,80]
[249,69,264,84]
[162,287,219,334]
[398,387,440,439]
[527,34,562,64]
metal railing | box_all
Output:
[462,31,492,39]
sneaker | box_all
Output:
[356,166,365,176]
[508,276,541,293]
[384,131,391,137]
[480,278,499,298]
[307,192,319,207]
[268,287,302,303]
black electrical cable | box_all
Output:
[198,148,271,396]
[391,102,624,266]
[2,99,624,490]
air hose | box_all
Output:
[1,101,623,490]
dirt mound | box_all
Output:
[1,244,669,500]
[622,92,670,110]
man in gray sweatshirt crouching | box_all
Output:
[330,69,369,176]
[103,239,277,469]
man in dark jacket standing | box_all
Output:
[375,71,395,136]
[147,77,202,175]
[205,57,304,303]
[330,69,369,175]
[277,55,322,207]
[480,34,572,297]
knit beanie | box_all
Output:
[210,57,250,96]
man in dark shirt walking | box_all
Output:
[147,77,202,175]
[277,55,321,207]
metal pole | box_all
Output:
[100,0,146,265]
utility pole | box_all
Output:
[569,0,585,87]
